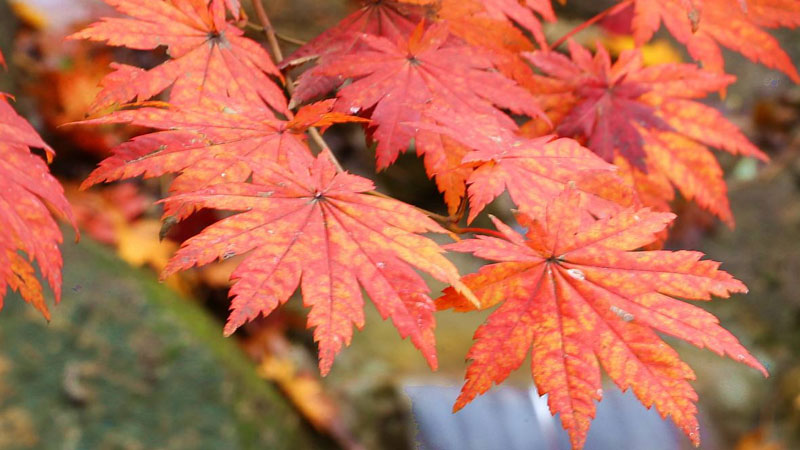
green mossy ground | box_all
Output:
[0,233,326,450]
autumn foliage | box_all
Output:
[0,50,75,320]
[2,0,799,447]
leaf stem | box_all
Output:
[307,129,344,172]
[450,227,508,240]
[365,191,504,238]
[252,0,285,67]
[252,0,343,171]
[549,0,634,51]
[365,190,452,221]
[275,32,308,47]
[245,22,307,46]
[451,197,468,224]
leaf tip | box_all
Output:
[318,360,332,377]
[222,323,238,337]
[453,280,480,309]
[451,400,465,414]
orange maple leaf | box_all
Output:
[464,136,630,222]
[78,98,358,217]
[439,190,767,449]
[628,0,800,81]
[0,94,75,319]
[162,151,473,375]
[69,0,287,113]
[527,41,768,225]
[413,103,630,222]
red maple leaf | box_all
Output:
[526,41,767,224]
[478,0,555,48]
[78,98,361,217]
[306,21,543,212]
[463,135,631,222]
[285,0,425,64]
[161,151,474,375]
[283,0,425,105]
[628,0,800,81]
[70,0,287,113]
[434,0,544,91]
[438,190,767,449]
[0,94,75,319]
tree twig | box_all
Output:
[450,227,508,240]
[365,190,452,221]
[277,32,308,47]
[244,22,308,46]
[549,0,634,51]
[252,0,342,170]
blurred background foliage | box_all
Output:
[0,0,799,449]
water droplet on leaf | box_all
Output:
[610,305,634,322]
[566,268,585,280]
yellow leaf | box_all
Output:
[116,220,192,294]
[603,35,683,66]
[9,1,48,30]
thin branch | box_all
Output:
[244,22,308,46]
[252,0,286,76]
[244,21,264,31]
[366,191,506,238]
[450,227,508,240]
[252,0,343,170]
[308,128,344,172]
[276,32,308,47]
[365,190,452,222]
[549,0,634,51]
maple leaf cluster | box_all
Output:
[0,49,75,320]
[524,40,768,225]
[627,0,800,82]
[66,0,799,448]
